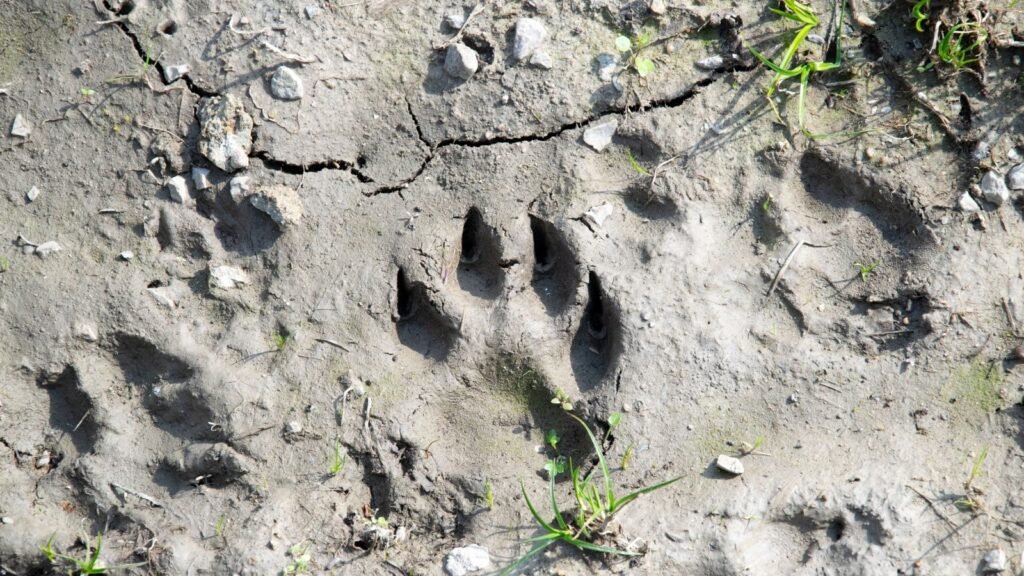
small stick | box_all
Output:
[98,208,124,214]
[767,239,805,298]
[315,338,351,351]
[71,409,92,432]
[907,485,957,530]
[436,4,485,50]
[817,381,842,393]
[110,482,163,508]
[1002,298,1019,337]
[865,329,912,337]
[363,397,372,432]
[260,40,319,64]
[335,386,355,427]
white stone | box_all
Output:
[166,176,191,204]
[163,64,189,83]
[0,517,11,525]
[34,241,61,258]
[210,265,249,290]
[147,287,177,308]
[198,95,253,172]
[1007,163,1024,190]
[10,113,31,137]
[444,11,465,30]
[26,186,39,203]
[230,175,251,204]
[286,420,303,434]
[119,251,134,261]
[250,185,303,228]
[304,4,321,18]
[958,191,981,212]
[74,322,98,342]
[583,120,617,152]
[270,67,304,100]
[444,44,479,80]
[715,454,744,475]
[981,171,1009,206]
[529,49,553,69]
[584,202,614,227]
[649,0,667,14]
[444,545,492,576]
[192,167,212,190]
[696,55,724,70]
[513,18,546,61]
[981,549,1006,573]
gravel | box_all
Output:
[270,66,304,100]
[980,171,1009,206]
[583,119,617,151]
[197,95,253,172]
[512,18,546,61]
[444,44,479,80]
[715,454,744,475]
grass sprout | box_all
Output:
[854,260,880,282]
[937,22,988,69]
[912,0,930,32]
[500,412,681,574]
[329,441,347,476]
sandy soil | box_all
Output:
[4,0,1024,574]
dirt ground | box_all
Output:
[5,0,1024,574]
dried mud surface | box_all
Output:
[4,0,1024,575]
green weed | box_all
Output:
[912,0,930,32]
[0,256,9,273]
[283,543,311,575]
[747,0,845,137]
[551,388,574,411]
[620,443,635,470]
[854,260,880,282]
[499,412,681,574]
[615,30,656,77]
[954,447,988,511]
[626,149,652,177]
[937,22,988,69]
[41,533,145,575]
[545,429,560,452]
[329,441,347,476]
[484,478,495,510]
[272,330,288,350]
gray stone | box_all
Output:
[250,185,303,228]
[285,420,303,434]
[958,191,981,212]
[304,4,321,18]
[596,53,617,81]
[649,0,667,14]
[166,176,191,204]
[209,265,249,290]
[981,549,1006,573]
[192,167,212,190]
[696,55,724,70]
[513,18,546,61]
[270,67,304,100]
[529,49,553,69]
[1006,163,1024,190]
[119,251,134,261]
[583,120,617,152]
[147,286,177,308]
[10,114,31,137]
[806,33,826,45]
[34,241,61,258]
[444,545,492,576]
[198,95,253,172]
[444,44,479,80]
[163,64,189,83]
[715,454,744,475]
[26,186,39,203]
[981,171,1009,206]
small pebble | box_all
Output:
[980,171,1009,206]
[0,517,12,525]
[10,113,31,137]
[584,202,614,227]
[229,175,251,204]
[696,55,724,70]
[513,18,546,61]
[119,251,134,261]
[26,186,39,203]
[35,451,50,469]
[649,0,667,14]
[806,34,825,45]
[981,549,1006,573]
[1006,163,1024,190]
[529,49,553,69]
[251,185,303,228]
[197,95,253,172]
[270,66,304,100]
[583,119,617,152]
[166,176,191,204]
[444,44,479,80]
[209,265,249,290]
[163,64,189,83]
[445,545,492,576]
[958,191,981,212]
[715,455,744,476]
[34,241,61,258]
[595,53,617,81]
[74,322,99,342]
[285,421,303,434]
[444,11,466,30]
[304,4,321,18]
[192,167,212,190]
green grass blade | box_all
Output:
[497,539,558,576]
[566,537,642,556]
[521,482,561,535]
[568,414,615,508]
[609,475,683,513]
[549,470,569,531]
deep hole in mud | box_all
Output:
[159,19,178,35]
[529,215,555,272]
[462,34,494,65]
[585,271,607,339]
[396,268,416,319]
[460,207,484,263]
[115,0,135,15]
[827,518,846,541]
